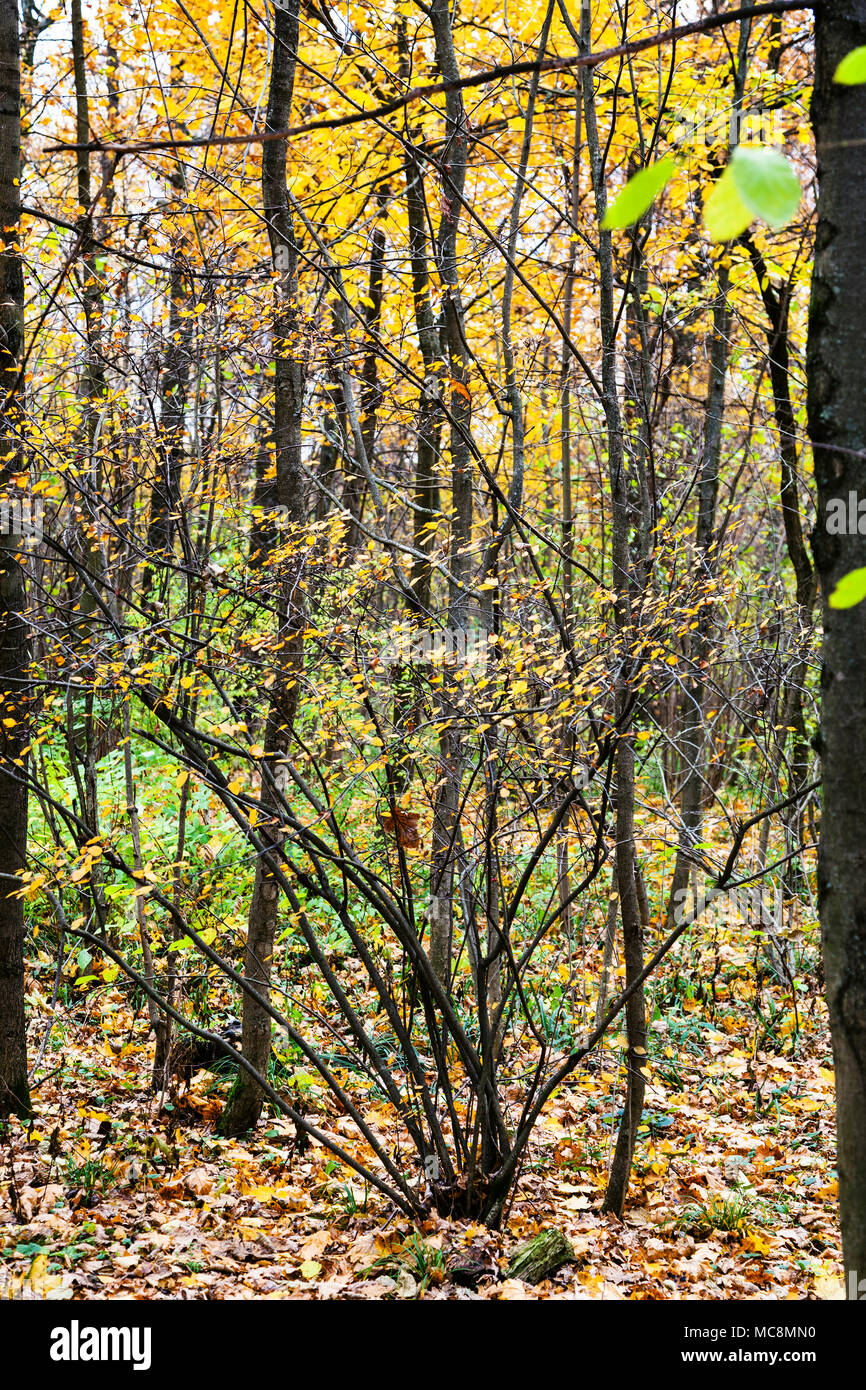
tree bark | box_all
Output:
[342,197,386,551]
[146,175,192,571]
[578,2,646,1216]
[427,0,472,988]
[219,0,304,1136]
[401,81,442,617]
[666,17,751,930]
[744,232,815,897]
[807,0,866,1297]
[0,0,30,1120]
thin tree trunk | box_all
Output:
[744,231,815,893]
[121,703,163,1086]
[595,870,619,1031]
[666,17,751,929]
[578,1,646,1216]
[70,0,107,623]
[145,173,193,576]
[219,0,304,1135]
[343,195,386,551]
[399,61,442,615]
[69,0,116,943]
[427,0,472,987]
[557,68,582,948]
[0,0,30,1120]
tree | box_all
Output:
[0,0,29,1120]
[808,0,866,1298]
[219,0,307,1136]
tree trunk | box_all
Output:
[0,0,30,1120]
[744,231,815,898]
[69,0,107,627]
[807,0,866,1297]
[666,17,751,929]
[401,88,442,617]
[427,0,472,988]
[343,198,386,551]
[219,0,304,1136]
[146,172,192,573]
[578,2,646,1216]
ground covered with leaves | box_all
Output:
[1,942,842,1301]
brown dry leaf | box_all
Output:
[347,1230,388,1267]
[299,1229,330,1261]
[381,806,421,848]
[184,1167,214,1197]
[316,1274,354,1297]
[158,1180,187,1202]
[496,1278,531,1300]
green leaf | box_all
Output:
[704,166,753,242]
[705,146,801,241]
[829,567,866,609]
[834,46,866,85]
[730,146,801,230]
[602,157,676,230]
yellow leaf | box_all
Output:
[741,1232,771,1255]
[300,1259,321,1280]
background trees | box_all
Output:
[0,0,856,1292]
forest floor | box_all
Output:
[0,951,842,1301]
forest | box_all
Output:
[0,0,864,1308]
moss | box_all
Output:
[506,1229,575,1285]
